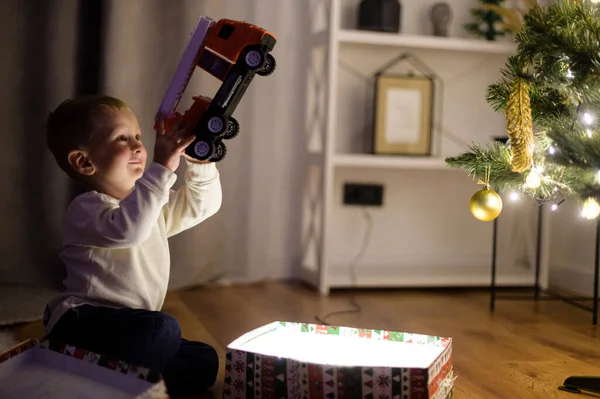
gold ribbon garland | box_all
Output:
[506,78,534,173]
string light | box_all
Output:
[583,112,594,125]
[587,128,593,138]
[567,69,574,79]
[551,198,565,212]
[548,146,556,155]
[581,198,600,220]
[524,169,542,189]
[510,192,519,201]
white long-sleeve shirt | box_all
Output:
[43,160,222,334]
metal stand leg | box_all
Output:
[534,204,543,300]
[491,203,598,325]
[593,218,599,325]
[490,217,498,312]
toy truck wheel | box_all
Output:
[223,118,239,140]
[207,116,225,134]
[244,49,264,69]
[211,141,227,162]
[192,140,215,161]
[257,54,276,76]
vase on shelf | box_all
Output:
[430,2,452,37]
[357,0,401,33]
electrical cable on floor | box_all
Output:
[315,207,373,325]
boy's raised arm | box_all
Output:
[64,162,177,248]
[162,158,222,237]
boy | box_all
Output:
[42,94,222,397]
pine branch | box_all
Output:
[445,142,524,192]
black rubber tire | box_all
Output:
[257,54,276,76]
[223,118,240,140]
[211,141,227,162]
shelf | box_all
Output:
[333,154,454,170]
[337,30,517,55]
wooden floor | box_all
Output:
[9,281,600,398]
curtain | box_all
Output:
[0,0,310,325]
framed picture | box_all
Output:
[372,74,434,156]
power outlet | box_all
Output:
[343,183,384,206]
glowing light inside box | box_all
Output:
[228,328,445,368]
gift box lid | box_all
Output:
[0,338,169,399]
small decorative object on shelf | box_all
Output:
[480,0,537,34]
[430,2,452,37]
[357,0,401,33]
[464,0,510,41]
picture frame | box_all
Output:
[372,74,434,156]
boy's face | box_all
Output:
[85,107,147,199]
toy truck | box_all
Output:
[156,17,276,162]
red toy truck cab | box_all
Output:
[164,19,276,162]
[197,19,277,81]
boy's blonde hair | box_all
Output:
[46,94,128,180]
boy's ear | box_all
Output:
[67,149,95,176]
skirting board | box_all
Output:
[549,263,600,298]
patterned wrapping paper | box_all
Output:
[224,322,453,399]
[0,338,170,399]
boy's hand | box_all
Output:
[154,118,196,172]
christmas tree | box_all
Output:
[446,0,600,222]
[464,0,511,41]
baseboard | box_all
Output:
[549,263,599,297]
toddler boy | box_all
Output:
[42,94,222,397]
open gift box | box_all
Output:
[224,321,454,399]
[0,338,169,399]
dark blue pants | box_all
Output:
[45,305,219,397]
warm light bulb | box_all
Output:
[551,204,558,211]
[581,198,600,220]
[525,170,542,189]
[584,112,594,125]
[510,192,519,201]
[548,146,556,155]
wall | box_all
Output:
[547,201,599,297]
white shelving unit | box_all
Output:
[300,0,536,294]
[337,29,517,54]
[333,154,449,169]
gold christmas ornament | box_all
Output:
[506,78,534,173]
[470,188,503,222]
[470,166,503,222]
